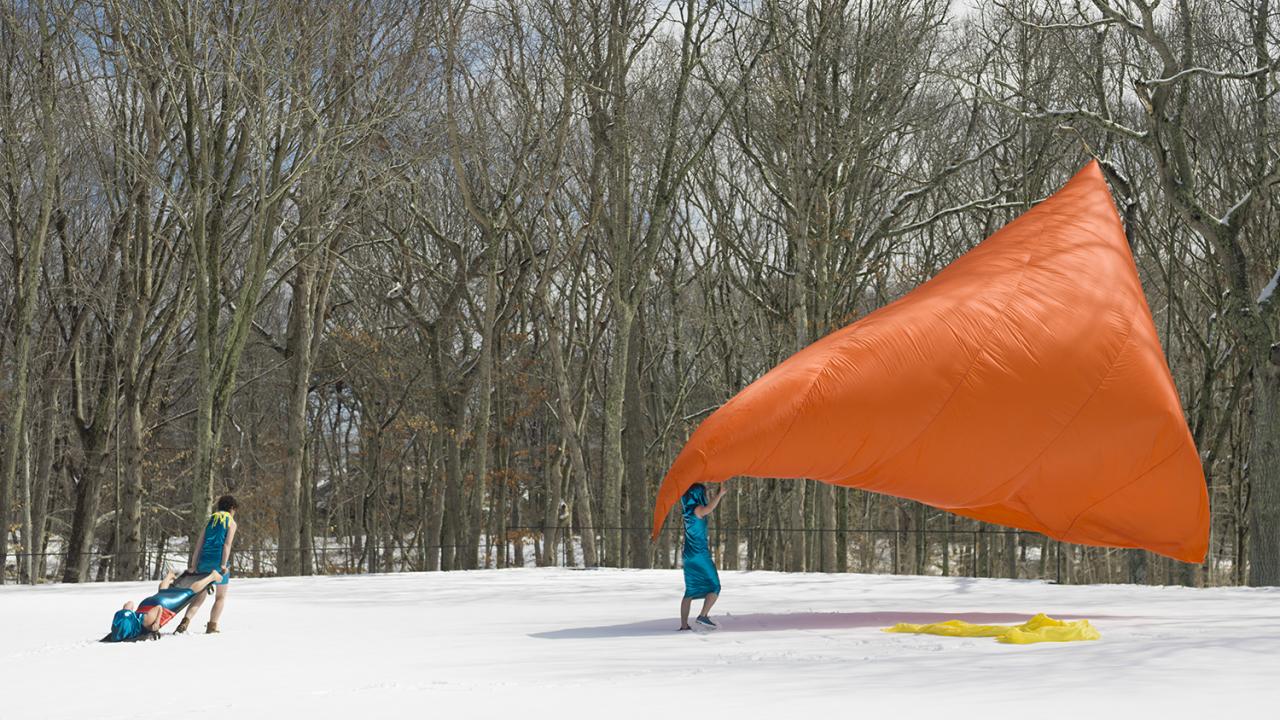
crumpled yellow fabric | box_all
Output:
[883,613,1100,644]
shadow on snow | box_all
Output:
[529,611,1131,639]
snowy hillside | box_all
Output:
[2,569,1276,719]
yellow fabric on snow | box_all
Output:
[882,613,1100,644]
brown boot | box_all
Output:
[175,617,190,634]
[205,622,219,634]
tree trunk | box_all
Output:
[63,454,110,583]
[916,504,928,575]
[279,267,316,576]
[29,392,56,583]
[818,484,838,572]
[362,427,382,574]
[440,426,464,570]
[0,10,56,585]
[600,302,636,565]
[624,318,650,569]
[836,489,849,573]
[541,453,565,567]
[511,481,523,568]
[724,482,740,571]
[190,302,217,535]
[537,291,598,566]
[785,482,806,572]
[1128,550,1149,585]
[1004,529,1018,580]
[301,432,317,575]
[465,241,500,570]
[425,457,444,573]
[1248,357,1280,585]
[19,426,32,583]
[942,513,953,577]
[117,387,146,580]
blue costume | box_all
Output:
[109,608,145,642]
[197,511,233,585]
[138,587,197,616]
[106,582,201,642]
[681,484,721,599]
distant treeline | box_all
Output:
[1,0,1276,586]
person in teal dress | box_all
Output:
[679,482,728,630]
[177,495,239,634]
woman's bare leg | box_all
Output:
[698,592,718,618]
[679,597,693,630]
[179,570,222,623]
[181,584,209,622]
[208,583,229,624]
[188,570,222,595]
[156,570,177,591]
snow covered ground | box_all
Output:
[2,568,1276,719]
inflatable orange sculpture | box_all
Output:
[651,161,1209,562]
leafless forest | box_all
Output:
[1,0,1277,587]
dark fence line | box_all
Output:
[10,517,1223,586]
[506,525,1028,535]
[2,543,481,559]
[2,525,1080,586]
[0,525,1029,561]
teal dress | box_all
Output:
[681,485,721,599]
[196,511,233,585]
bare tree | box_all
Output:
[0,1,64,584]
[978,0,1280,585]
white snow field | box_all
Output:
[2,568,1277,720]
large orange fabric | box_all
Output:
[651,161,1209,562]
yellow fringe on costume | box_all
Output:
[883,613,1100,644]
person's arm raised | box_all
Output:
[694,485,730,518]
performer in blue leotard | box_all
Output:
[679,483,728,631]
[176,495,239,634]
[105,568,222,642]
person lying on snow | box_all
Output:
[104,568,223,642]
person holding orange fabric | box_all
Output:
[679,483,727,631]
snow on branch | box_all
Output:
[1257,265,1280,309]
[1141,58,1280,87]
[1030,108,1146,142]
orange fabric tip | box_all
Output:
[650,161,1208,562]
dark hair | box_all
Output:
[215,495,239,512]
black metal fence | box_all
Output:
[2,524,1230,586]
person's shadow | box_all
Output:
[529,611,1119,639]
